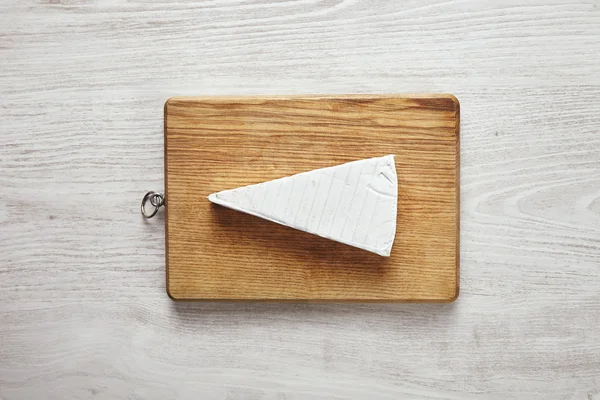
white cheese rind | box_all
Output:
[208,155,398,256]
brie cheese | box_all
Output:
[208,155,398,256]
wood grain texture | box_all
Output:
[1,0,599,398]
[165,95,459,301]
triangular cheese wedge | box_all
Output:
[208,155,398,256]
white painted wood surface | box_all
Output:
[1,0,599,398]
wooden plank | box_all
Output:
[3,1,600,398]
[165,95,459,301]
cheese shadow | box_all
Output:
[209,203,391,274]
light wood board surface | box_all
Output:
[166,95,459,301]
[1,0,599,399]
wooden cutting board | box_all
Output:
[165,95,459,301]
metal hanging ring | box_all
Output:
[141,191,164,218]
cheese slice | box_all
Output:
[208,155,398,256]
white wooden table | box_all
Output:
[1,1,599,399]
